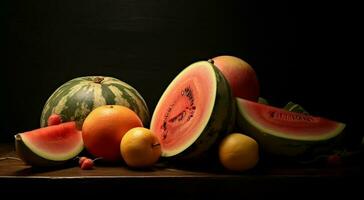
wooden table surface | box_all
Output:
[1,143,363,197]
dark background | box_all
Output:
[1,1,361,146]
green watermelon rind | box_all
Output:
[174,63,236,160]
[151,61,235,160]
[40,76,150,128]
[236,98,346,157]
[15,133,84,167]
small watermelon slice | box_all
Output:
[15,122,83,167]
[236,98,346,157]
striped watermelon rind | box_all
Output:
[236,98,346,157]
[15,122,84,167]
[15,135,69,167]
[173,62,236,160]
[40,76,150,128]
[150,60,235,161]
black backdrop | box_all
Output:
[1,0,361,146]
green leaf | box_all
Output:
[283,101,309,115]
[258,97,269,105]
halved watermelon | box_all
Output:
[15,122,83,167]
[150,60,235,160]
[236,98,346,157]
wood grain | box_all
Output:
[1,144,363,197]
[0,143,362,177]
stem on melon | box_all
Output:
[93,77,104,84]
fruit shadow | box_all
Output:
[12,162,77,176]
[155,157,224,173]
[156,159,263,175]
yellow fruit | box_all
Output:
[219,133,259,172]
[82,105,143,161]
[120,127,161,168]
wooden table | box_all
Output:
[1,144,362,198]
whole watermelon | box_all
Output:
[40,76,150,128]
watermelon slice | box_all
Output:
[236,98,346,157]
[150,60,235,160]
[15,122,84,167]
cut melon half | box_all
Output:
[150,60,235,159]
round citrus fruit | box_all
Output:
[219,133,259,172]
[120,127,161,168]
[82,105,143,161]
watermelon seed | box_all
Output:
[162,130,168,140]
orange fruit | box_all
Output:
[120,127,161,168]
[82,105,143,161]
[219,133,259,172]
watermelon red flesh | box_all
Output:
[20,122,83,161]
[237,98,345,141]
[151,63,216,156]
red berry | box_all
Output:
[47,114,62,126]
[78,156,88,165]
[80,158,94,170]
[327,154,342,166]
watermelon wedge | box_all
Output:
[236,98,346,157]
[15,122,84,167]
[150,60,235,160]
